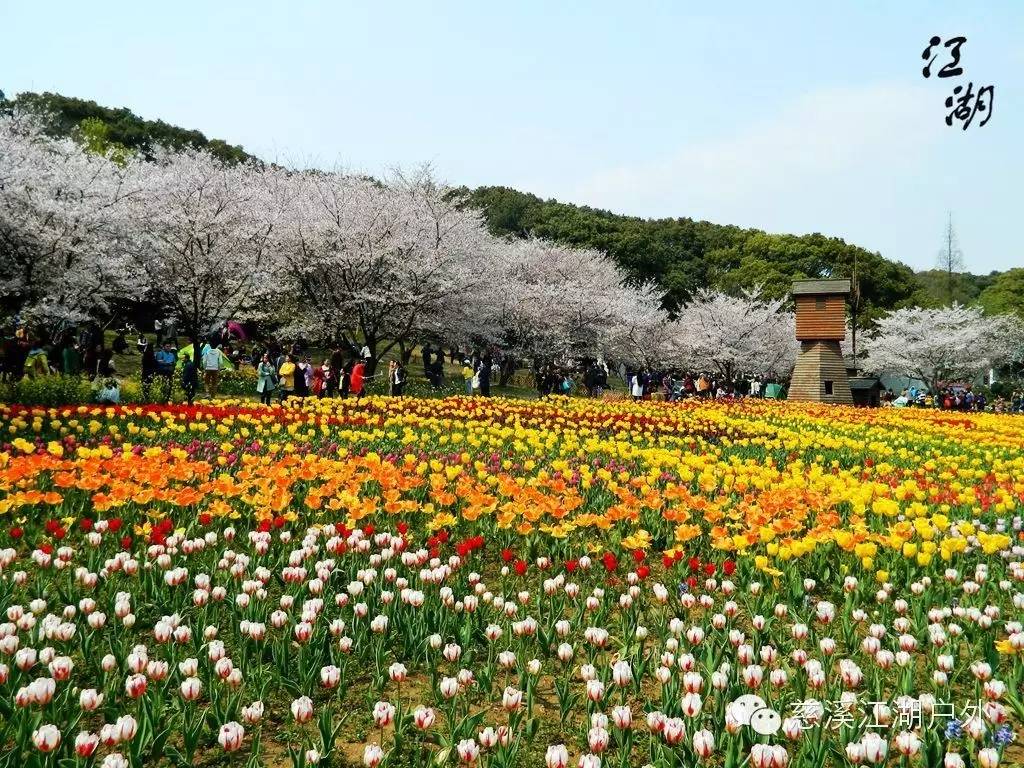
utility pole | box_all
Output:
[850,250,860,361]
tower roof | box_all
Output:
[792,278,851,296]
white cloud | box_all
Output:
[567,83,941,241]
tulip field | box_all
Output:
[1,396,1023,768]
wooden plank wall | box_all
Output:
[788,340,853,403]
[795,295,846,340]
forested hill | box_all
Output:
[4,92,252,164]
[464,186,921,318]
[4,90,1018,317]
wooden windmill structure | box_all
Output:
[788,279,853,404]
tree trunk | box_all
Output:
[190,332,202,369]
[398,341,414,366]
[498,357,516,387]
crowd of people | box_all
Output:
[882,384,1024,413]
[4,319,1024,413]
[533,362,780,402]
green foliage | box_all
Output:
[977,268,1024,318]
[6,91,252,164]
[913,268,999,308]
[74,117,134,164]
[462,186,921,323]
[0,375,96,405]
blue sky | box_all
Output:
[3,1,1021,272]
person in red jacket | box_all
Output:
[350,360,366,398]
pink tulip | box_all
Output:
[681,692,703,718]
[750,743,774,768]
[373,701,396,728]
[242,701,265,724]
[546,744,569,768]
[363,744,384,768]
[434,675,457,698]
[413,706,435,730]
[32,724,61,753]
[456,738,480,764]
[861,733,887,764]
[846,741,865,765]
[180,677,203,701]
[751,743,788,768]
[693,728,715,759]
[114,715,138,743]
[502,686,523,711]
[588,726,610,753]
[895,731,921,757]
[75,731,100,758]
[612,705,632,729]
[611,660,632,687]
[742,664,763,688]
[30,677,56,705]
[320,665,341,689]
[662,717,686,745]
[124,673,147,699]
[80,688,104,711]
[388,662,408,682]
[478,727,498,748]
[292,695,314,723]
[48,656,73,680]
[218,721,245,752]
[781,717,803,740]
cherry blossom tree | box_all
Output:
[0,112,143,330]
[269,168,495,371]
[667,288,798,380]
[861,304,1024,393]
[463,237,667,365]
[117,148,279,362]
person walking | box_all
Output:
[61,342,82,377]
[312,361,327,397]
[631,370,645,401]
[180,353,199,405]
[340,359,353,398]
[478,354,493,397]
[328,347,344,396]
[141,341,158,401]
[154,343,177,402]
[422,344,433,384]
[277,355,297,401]
[696,373,710,398]
[294,357,310,398]
[257,353,277,405]
[350,359,366,399]
[202,343,222,398]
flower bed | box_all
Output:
[0,396,1022,766]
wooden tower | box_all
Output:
[788,279,853,404]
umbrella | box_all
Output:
[226,321,247,341]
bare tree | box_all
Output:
[937,212,964,305]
